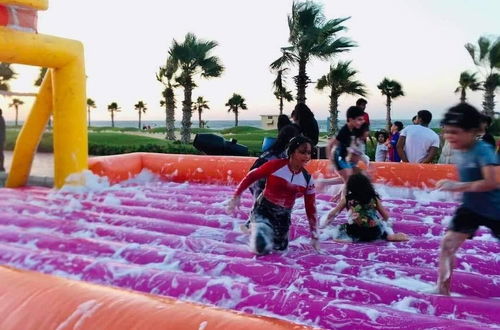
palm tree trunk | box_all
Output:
[482,88,495,117]
[15,106,18,127]
[329,93,339,136]
[111,111,114,128]
[235,108,239,127]
[87,107,91,127]
[279,96,284,115]
[181,87,193,143]
[295,57,308,105]
[138,111,142,129]
[460,89,466,103]
[198,109,202,128]
[385,95,392,132]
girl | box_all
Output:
[322,173,408,242]
[227,136,319,255]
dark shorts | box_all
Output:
[332,148,356,171]
[448,206,500,239]
[339,223,387,242]
[250,196,292,251]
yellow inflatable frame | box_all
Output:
[0,0,87,188]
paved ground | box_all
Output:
[3,151,54,177]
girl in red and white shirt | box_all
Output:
[227,136,319,255]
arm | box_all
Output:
[375,198,389,221]
[323,197,346,227]
[396,136,409,162]
[305,193,320,251]
[233,160,282,196]
[420,146,438,164]
[436,165,497,192]
[326,137,337,160]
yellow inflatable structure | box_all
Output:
[0,0,87,188]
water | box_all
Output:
[7,119,440,132]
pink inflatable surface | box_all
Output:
[0,174,498,329]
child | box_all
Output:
[435,103,499,296]
[322,173,409,242]
[388,121,403,162]
[227,136,319,255]
[375,130,389,162]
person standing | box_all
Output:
[397,110,440,163]
[388,121,403,162]
[0,109,5,172]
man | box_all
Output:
[0,109,5,171]
[397,110,439,163]
[355,98,373,151]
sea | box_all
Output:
[11,119,439,132]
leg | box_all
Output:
[437,231,468,295]
[249,220,274,255]
[0,143,4,171]
[386,233,409,241]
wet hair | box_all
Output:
[393,121,403,131]
[345,173,379,206]
[286,135,313,158]
[375,130,388,140]
[356,98,367,106]
[441,103,481,130]
[346,106,364,120]
[277,114,292,131]
[417,110,432,125]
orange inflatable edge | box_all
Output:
[88,152,500,188]
[0,266,313,330]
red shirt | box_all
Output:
[363,112,370,127]
[235,159,317,235]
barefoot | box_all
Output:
[387,233,409,242]
[240,223,251,235]
[333,238,352,243]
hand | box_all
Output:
[311,237,320,251]
[226,196,241,214]
[322,211,336,228]
[435,179,462,192]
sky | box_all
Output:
[2,0,500,123]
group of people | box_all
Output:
[226,101,499,297]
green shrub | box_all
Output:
[489,118,500,136]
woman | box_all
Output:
[227,136,319,255]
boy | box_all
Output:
[397,110,440,163]
[326,106,365,183]
[388,121,403,162]
[435,103,500,296]
[375,130,389,162]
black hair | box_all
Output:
[393,121,403,131]
[441,103,481,130]
[346,106,364,120]
[417,110,432,125]
[354,123,369,138]
[356,98,367,106]
[269,124,300,155]
[277,114,292,131]
[375,130,388,140]
[345,173,379,206]
[294,103,319,146]
[412,115,417,122]
[286,135,313,158]
[480,114,492,127]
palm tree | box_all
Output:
[86,98,96,127]
[34,67,48,87]
[107,102,121,128]
[465,36,500,116]
[192,96,210,128]
[0,62,16,91]
[272,68,294,115]
[134,101,147,129]
[270,1,355,105]
[455,71,481,103]
[156,56,177,140]
[316,61,367,135]
[226,93,247,127]
[9,98,24,126]
[377,78,405,131]
[169,33,224,143]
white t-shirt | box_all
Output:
[375,143,388,162]
[400,124,440,163]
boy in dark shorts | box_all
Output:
[435,103,500,295]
